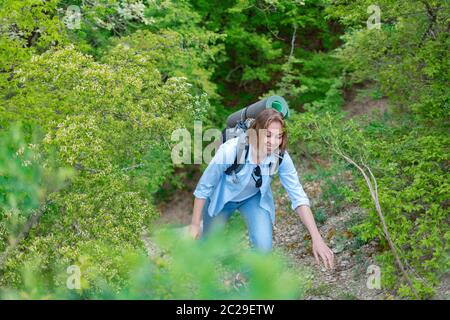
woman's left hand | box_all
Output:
[312,238,335,270]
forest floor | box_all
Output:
[148,88,449,300]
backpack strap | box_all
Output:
[279,150,285,166]
[268,150,285,177]
[221,118,250,145]
[224,134,249,179]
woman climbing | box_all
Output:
[189,108,334,270]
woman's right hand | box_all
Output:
[189,223,201,240]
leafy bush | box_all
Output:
[1,224,310,299]
[268,51,344,113]
[288,110,449,298]
[189,0,343,108]
[0,41,207,291]
[0,125,72,253]
[326,0,449,120]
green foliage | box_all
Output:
[0,174,159,292]
[0,40,205,291]
[0,1,218,294]
[0,125,72,252]
[268,51,344,113]
[0,127,45,217]
[313,207,327,225]
[142,0,226,100]
[0,0,68,90]
[0,225,310,299]
[288,109,449,298]
[303,161,355,213]
[318,0,449,298]
[0,0,447,301]
[146,227,309,299]
[59,0,155,55]
[326,0,449,120]
[359,123,449,298]
[0,0,67,52]
[189,0,343,108]
[105,28,224,101]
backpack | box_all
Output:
[221,115,284,183]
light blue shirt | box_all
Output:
[230,144,259,202]
[193,137,310,225]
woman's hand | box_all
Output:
[296,205,335,270]
[190,197,206,240]
[312,237,335,270]
[189,223,201,240]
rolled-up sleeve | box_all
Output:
[278,150,310,210]
[193,143,228,199]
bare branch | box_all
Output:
[289,24,297,61]
[335,150,419,298]
[317,130,419,297]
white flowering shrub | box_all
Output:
[0,41,207,291]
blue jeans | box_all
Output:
[201,191,273,253]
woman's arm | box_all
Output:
[189,141,234,239]
[278,151,334,269]
[189,197,206,239]
[278,151,310,210]
[296,205,334,270]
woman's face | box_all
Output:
[260,121,283,155]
